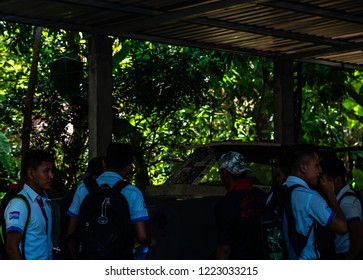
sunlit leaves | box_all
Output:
[343,98,363,117]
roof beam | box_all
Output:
[285,41,363,60]
[299,58,363,70]
[105,0,257,33]
[121,31,284,59]
[0,12,95,32]
[56,0,163,16]
[262,0,363,25]
[189,18,350,47]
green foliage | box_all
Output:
[1,22,363,190]
[0,132,10,178]
[0,23,89,193]
[112,42,276,185]
[299,64,363,147]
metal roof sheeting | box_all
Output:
[1,0,363,68]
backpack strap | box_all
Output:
[283,184,318,259]
[13,194,31,259]
[112,180,129,193]
[83,178,129,194]
[83,177,100,194]
[338,191,358,204]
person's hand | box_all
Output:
[318,174,335,198]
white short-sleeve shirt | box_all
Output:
[284,176,335,260]
[334,185,362,254]
[68,171,149,224]
[5,184,53,259]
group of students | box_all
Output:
[214,145,363,260]
[1,143,362,260]
[0,142,152,260]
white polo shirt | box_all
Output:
[5,184,53,259]
[283,176,335,259]
[335,185,362,254]
[68,171,149,224]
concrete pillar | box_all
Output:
[88,35,113,158]
[273,59,295,144]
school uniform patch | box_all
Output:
[9,211,20,220]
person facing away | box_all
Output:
[59,156,106,259]
[215,151,266,260]
[5,149,55,259]
[320,157,363,259]
[66,142,151,259]
[282,145,348,260]
[262,160,290,260]
[266,160,290,206]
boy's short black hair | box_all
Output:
[287,144,317,173]
[320,157,347,180]
[87,156,106,177]
[21,149,55,178]
[105,142,133,170]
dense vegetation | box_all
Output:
[1,22,363,197]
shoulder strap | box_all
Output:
[338,191,358,204]
[286,184,304,193]
[283,184,318,259]
[112,180,129,193]
[83,177,100,194]
[14,194,31,259]
[83,178,129,194]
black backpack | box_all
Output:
[261,186,286,259]
[0,192,31,259]
[77,178,134,260]
[263,184,317,260]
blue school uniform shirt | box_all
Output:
[335,185,362,254]
[68,171,149,224]
[5,184,53,259]
[283,176,335,260]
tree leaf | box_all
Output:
[0,132,11,173]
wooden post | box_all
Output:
[273,59,295,144]
[88,35,113,158]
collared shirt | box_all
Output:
[283,176,335,260]
[68,171,149,224]
[335,185,362,254]
[5,184,53,260]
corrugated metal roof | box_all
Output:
[1,0,363,68]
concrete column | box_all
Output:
[88,35,113,158]
[273,59,295,144]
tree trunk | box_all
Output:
[21,26,43,160]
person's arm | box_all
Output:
[133,221,151,245]
[346,220,363,259]
[318,175,348,234]
[6,231,24,260]
[326,191,348,234]
[66,216,79,259]
[216,245,231,259]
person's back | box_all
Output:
[216,186,265,259]
[215,151,266,260]
[59,156,105,259]
[262,161,289,260]
[282,145,348,259]
[66,143,151,259]
[77,176,133,259]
